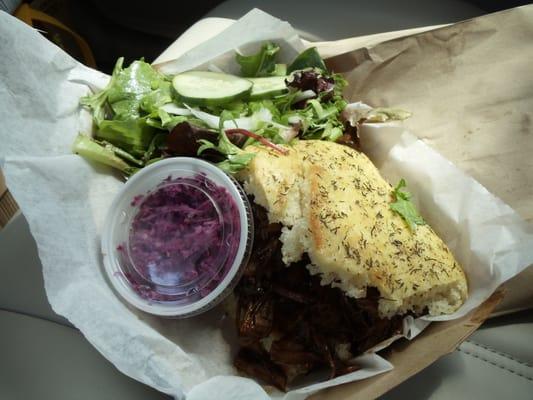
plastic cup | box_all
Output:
[101,157,253,317]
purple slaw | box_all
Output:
[119,174,241,303]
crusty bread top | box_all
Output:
[238,140,468,317]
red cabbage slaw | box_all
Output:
[118,173,241,303]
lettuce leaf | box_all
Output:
[72,134,139,176]
[197,131,255,174]
[140,81,173,115]
[287,47,327,73]
[80,58,124,126]
[197,111,256,173]
[236,42,280,77]
[80,58,172,155]
[82,58,167,123]
[107,60,167,120]
[96,118,155,156]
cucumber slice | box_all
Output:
[249,76,288,100]
[172,71,252,106]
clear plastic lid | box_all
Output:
[101,158,253,318]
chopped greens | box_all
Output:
[390,179,425,231]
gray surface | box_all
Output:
[206,0,484,40]
[0,0,21,14]
[383,337,533,399]
[0,310,171,400]
[469,312,533,363]
[384,311,533,399]
[0,212,69,326]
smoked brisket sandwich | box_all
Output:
[231,140,468,389]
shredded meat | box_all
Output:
[233,201,403,390]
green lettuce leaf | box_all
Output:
[197,131,255,174]
[80,58,124,126]
[204,100,249,119]
[106,59,166,120]
[143,133,168,163]
[72,134,139,176]
[146,106,209,131]
[140,81,173,115]
[216,153,256,174]
[236,42,280,77]
[287,47,327,73]
[272,63,287,76]
[81,58,171,156]
[390,179,425,231]
[81,57,169,124]
[96,118,155,156]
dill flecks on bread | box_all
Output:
[238,140,468,318]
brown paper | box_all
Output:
[326,6,533,222]
[322,5,533,315]
[310,288,504,400]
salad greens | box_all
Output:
[390,179,426,231]
[74,42,407,176]
[79,57,168,156]
[195,111,257,174]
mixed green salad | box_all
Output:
[74,43,408,176]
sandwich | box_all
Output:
[232,139,468,389]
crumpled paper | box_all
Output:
[1,7,532,400]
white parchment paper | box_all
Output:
[1,8,532,400]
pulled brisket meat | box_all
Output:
[233,201,403,390]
